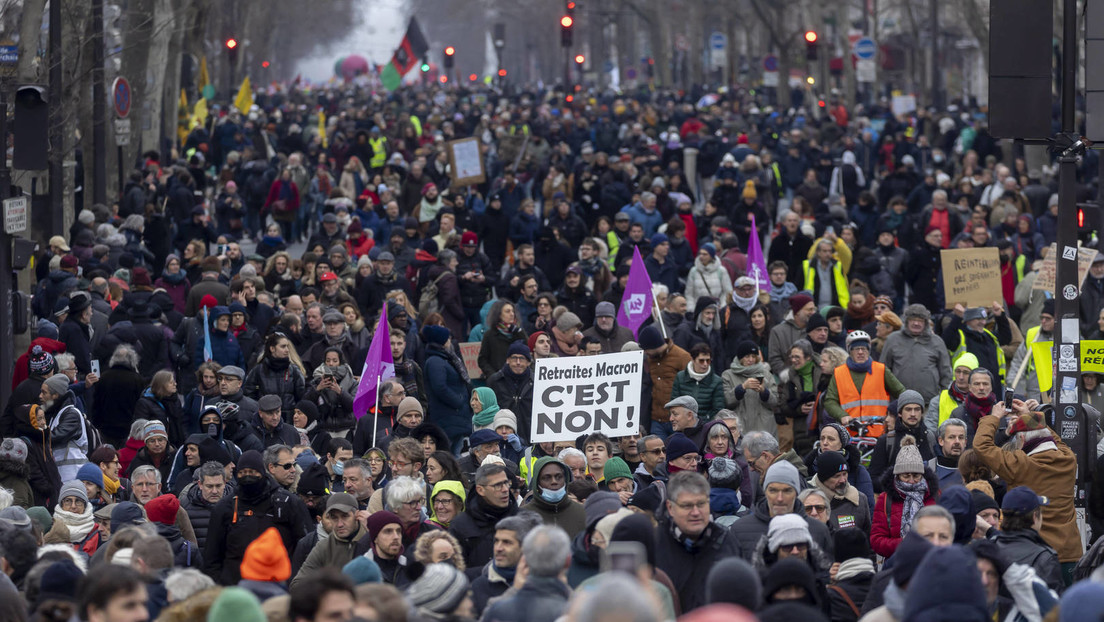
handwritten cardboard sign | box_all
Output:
[941,247,1002,309]
[459,341,482,379]
[1032,243,1096,292]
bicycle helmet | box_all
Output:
[845,330,871,350]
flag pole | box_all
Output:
[653,292,667,340]
[372,374,382,448]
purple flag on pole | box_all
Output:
[617,246,655,338]
[353,306,395,419]
[746,214,771,292]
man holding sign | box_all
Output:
[942,302,1012,392]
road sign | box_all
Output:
[852,37,877,60]
[112,77,131,118]
[763,55,778,72]
[856,59,876,82]
[710,32,727,50]
[114,118,131,146]
[3,197,26,234]
[0,42,16,78]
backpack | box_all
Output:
[417,273,447,320]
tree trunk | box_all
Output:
[17,0,46,82]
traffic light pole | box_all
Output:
[0,81,12,410]
[1053,0,1091,508]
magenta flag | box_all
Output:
[353,305,395,419]
[746,214,771,292]
[617,245,655,338]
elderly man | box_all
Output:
[742,430,808,490]
[665,396,705,448]
[812,451,871,534]
[880,304,952,404]
[975,403,1080,584]
[582,301,634,353]
[38,374,88,481]
[305,309,359,372]
[450,463,518,570]
[383,476,439,548]
[823,331,905,426]
[654,471,743,611]
[254,395,300,448]
[459,429,518,481]
[131,464,198,545]
[729,460,832,558]
[263,444,297,490]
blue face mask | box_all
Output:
[540,486,566,503]
[333,461,344,476]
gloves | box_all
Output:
[506,434,522,452]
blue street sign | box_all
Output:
[763,55,778,72]
[853,37,876,60]
[710,32,727,50]
[0,46,17,65]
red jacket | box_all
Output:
[870,485,937,558]
[118,437,145,475]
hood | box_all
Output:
[430,480,467,524]
[693,296,720,330]
[479,299,496,325]
[700,420,735,456]
[528,457,573,495]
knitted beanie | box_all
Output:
[893,435,926,475]
[767,514,812,553]
[239,527,291,582]
[406,563,470,614]
[602,457,633,482]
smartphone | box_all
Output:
[1004,388,1014,411]
[216,244,228,256]
[602,541,646,574]
[90,360,100,375]
[754,377,764,384]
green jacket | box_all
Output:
[671,366,726,421]
[291,524,367,589]
[520,457,587,540]
[823,363,906,422]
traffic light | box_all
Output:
[261,60,270,68]
[498,68,507,77]
[561,14,573,47]
[469,73,478,81]
[444,46,455,70]
[805,30,818,60]
[225,38,238,65]
[574,54,585,66]
[1078,203,1101,241]
[420,60,430,72]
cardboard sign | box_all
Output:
[1032,243,1096,292]
[447,137,485,187]
[941,247,1002,309]
[459,341,482,379]
[531,350,644,443]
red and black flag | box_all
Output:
[381,17,428,90]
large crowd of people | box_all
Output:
[4,78,1104,622]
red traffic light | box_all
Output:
[469,73,478,81]
[225,38,238,49]
[818,99,826,107]
[1080,208,1086,228]
[804,30,818,43]
[445,46,455,56]
[561,15,573,28]
[567,1,576,9]
[574,54,585,64]
[566,94,574,103]
[261,60,270,68]
[498,69,507,77]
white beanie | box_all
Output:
[491,409,518,433]
[767,514,812,553]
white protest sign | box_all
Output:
[531,350,644,443]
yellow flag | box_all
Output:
[193,97,208,128]
[234,76,253,115]
[318,109,327,148]
[179,89,188,111]
[198,57,210,91]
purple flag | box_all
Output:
[617,246,655,338]
[746,214,771,292]
[353,305,395,419]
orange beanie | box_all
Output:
[239,527,291,582]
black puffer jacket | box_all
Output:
[243,357,307,418]
[180,481,228,550]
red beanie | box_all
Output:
[527,331,546,352]
[145,494,180,526]
[201,294,218,309]
[788,294,813,315]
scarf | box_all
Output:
[103,474,120,496]
[261,235,285,248]
[948,381,969,404]
[733,291,758,312]
[895,478,929,537]
[577,256,602,276]
[795,359,815,392]
[834,557,876,581]
[847,295,875,324]
[471,387,500,428]
[846,358,872,375]
[496,322,517,336]
[686,361,709,382]
[160,269,186,285]
[963,392,997,429]
[769,281,798,304]
[493,561,517,584]
[54,505,95,542]
[428,343,470,386]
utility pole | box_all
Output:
[92,0,106,206]
[0,81,12,410]
[930,0,941,109]
[48,0,63,231]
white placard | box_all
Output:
[3,196,26,234]
[531,350,644,443]
[856,59,876,83]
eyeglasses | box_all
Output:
[484,479,511,490]
[433,497,455,506]
[673,500,709,512]
[645,448,666,455]
[782,542,809,552]
[804,504,827,514]
[367,457,385,464]
[389,460,411,469]
[274,462,295,470]
[400,499,424,509]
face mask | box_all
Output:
[333,461,344,476]
[539,487,566,503]
[237,474,265,496]
[207,423,219,438]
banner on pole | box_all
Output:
[531,350,644,443]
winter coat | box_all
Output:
[0,457,34,508]
[424,344,473,441]
[880,326,952,404]
[684,257,733,311]
[197,326,245,370]
[180,481,225,550]
[729,497,833,563]
[648,343,692,424]
[58,318,94,374]
[478,326,527,379]
[582,323,634,354]
[519,458,587,539]
[654,518,743,612]
[812,478,872,534]
[767,317,808,376]
[670,366,726,421]
[127,445,176,485]
[804,445,876,514]
[869,468,939,558]
[974,415,1081,563]
[449,493,518,571]
[243,358,307,418]
[486,366,534,444]
[721,359,779,436]
[133,389,187,447]
[992,529,1062,592]
[156,522,204,569]
[482,576,573,622]
[672,297,727,376]
[291,524,367,589]
[91,364,146,443]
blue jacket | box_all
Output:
[644,255,681,294]
[621,203,663,237]
[423,344,472,440]
[196,326,245,369]
[509,211,541,246]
